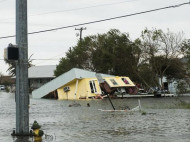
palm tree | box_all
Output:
[5,54,33,76]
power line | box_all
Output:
[31,59,59,60]
[0,2,189,40]
[1,51,65,61]
[0,59,59,60]
[0,0,8,3]
[29,0,139,16]
[0,0,139,21]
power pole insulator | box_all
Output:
[75,27,86,41]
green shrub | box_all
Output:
[176,81,187,96]
[141,111,147,115]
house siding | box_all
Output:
[57,78,102,100]
[57,80,77,100]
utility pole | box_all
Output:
[75,27,86,41]
[15,0,29,135]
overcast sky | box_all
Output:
[0,0,190,75]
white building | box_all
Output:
[159,76,189,94]
[28,65,56,91]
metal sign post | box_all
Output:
[15,0,29,135]
[96,73,116,110]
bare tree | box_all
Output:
[141,28,185,88]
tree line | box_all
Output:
[3,28,190,89]
[54,28,190,89]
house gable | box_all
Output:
[32,68,112,99]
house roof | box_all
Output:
[32,68,113,98]
[28,65,56,78]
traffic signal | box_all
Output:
[4,44,19,60]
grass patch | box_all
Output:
[178,100,190,109]
[181,102,190,109]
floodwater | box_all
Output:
[0,92,190,142]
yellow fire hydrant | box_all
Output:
[31,120,44,142]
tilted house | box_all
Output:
[32,68,135,100]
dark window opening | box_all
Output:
[89,80,97,93]
[122,78,129,84]
[110,79,118,85]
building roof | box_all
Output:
[32,68,113,98]
[28,65,56,78]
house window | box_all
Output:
[110,79,118,85]
[89,80,97,93]
[122,78,129,84]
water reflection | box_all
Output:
[13,136,44,142]
[0,92,190,142]
[13,136,32,142]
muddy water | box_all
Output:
[0,92,190,142]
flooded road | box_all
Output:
[0,91,190,142]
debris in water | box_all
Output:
[87,103,90,107]
[68,101,81,107]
